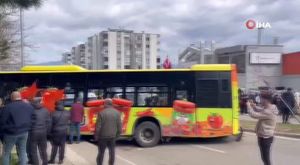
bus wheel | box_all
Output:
[135,121,161,147]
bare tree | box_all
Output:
[0,0,44,70]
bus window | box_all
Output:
[106,87,123,98]
[125,87,135,103]
[175,90,188,101]
[137,87,168,107]
[196,72,232,108]
[87,89,104,101]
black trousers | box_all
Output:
[258,137,274,165]
[49,132,66,161]
[97,138,116,165]
[282,109,290,123]
[30,132,48,165]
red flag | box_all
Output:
[42,89,65,112]
[163,57,172,69]
[20,82,38,100]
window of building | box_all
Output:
[146,37,150,41]
[157,58,160,63]
[104,65,108,69]
[231,54,246,73]
[103,57,108,61]
[102,42,108,46]
[125,65,131,69]
[146,45,150,48]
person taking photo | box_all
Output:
[247,92,278,165]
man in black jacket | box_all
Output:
[28,99,51,165]
[0,91,34,165]
[95,99,122,165]
[281,88,296,124]
[48,101,70,164]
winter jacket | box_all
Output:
[70,103,84,123]
[50,103,70,134]
[248,104,278,138]
[0,100,34,135]
[281,91,296,109]
[30,107,51,135]
[95,106,121,140]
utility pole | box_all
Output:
[257,27,263,45]
[20,8,24,67]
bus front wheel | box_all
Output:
[134,121,161,147]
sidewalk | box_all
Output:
[240,114,300,125]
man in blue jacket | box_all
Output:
[0,91,34,165]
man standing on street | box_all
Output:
[69,98,84,144]
[95,99,122,165]
[48,101,70,164]
[0,91,34,165]
[247,92,278,165]
[281,88,296,124]
[28,99,51,165]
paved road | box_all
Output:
[63,133,300,165]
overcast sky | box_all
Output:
[24,0,300,64]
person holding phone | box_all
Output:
[247,92,278,165]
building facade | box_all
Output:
[62,52,72,64]
[281,52,300,91]
[215,45,283,90]
[85,28,160,70]
[177,42,215,68]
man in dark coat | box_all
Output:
[48,101,70,164]
[69,98,84,144]
[0,91,34,165]
[281,88,296,124]
[95,98,122,165]
[28,99,51,165]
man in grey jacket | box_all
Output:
[95,99,122,165]
[247,92,278,165]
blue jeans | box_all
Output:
[69,122,81,143]
[2,132,28,165]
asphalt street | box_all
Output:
[62,132,300,165]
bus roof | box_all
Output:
[1,64,233,74]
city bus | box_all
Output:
[0,64,240,147]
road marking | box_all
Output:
[117,155,137,165]
[193,145,226,154]
[244,132,300,141]
[66,146,90,164]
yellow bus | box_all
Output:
[0,64,240,147]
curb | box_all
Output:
[243,128,300,139]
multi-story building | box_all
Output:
[215,45,283,90]
[177,41,215,68]
[86,28,160,70]
[62,52,73,64]
[64,44,90,68]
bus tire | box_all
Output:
[134,121,161,147]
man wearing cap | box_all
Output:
[95,98,122,165]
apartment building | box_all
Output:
[62,52,73,64]
[86,28,160,70]
[63,29,160,69]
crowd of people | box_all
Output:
[0,91,121,165]
[240,88,300,124]
[0,91,84,165]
